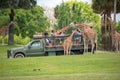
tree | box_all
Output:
[15,6,50,38]
[54,1,101,38]
[92,0,120,51]
[0,0,37,45]
[116,21,120,33]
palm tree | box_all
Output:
[92,0,120,51]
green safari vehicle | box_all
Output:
[7,35,93,58]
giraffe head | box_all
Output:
[69,23,85,29]
[69,22,75,28]
[75,23,85,28]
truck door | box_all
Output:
[26,40,44,56]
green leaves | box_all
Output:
[116,21,120,33]
[92,0,120,14]
[14,6,50,38]
[0,6,50,38]
[0,0,37,9]
[54,1,100,32]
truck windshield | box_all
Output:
[31,41,41,48]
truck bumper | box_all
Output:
[7,50,13,58]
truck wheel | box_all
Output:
[44,52,48,56]
[80,49,84,54]
[14,53,25,58]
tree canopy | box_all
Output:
[54,1,100,32]
[0,6,50,38]
[92,0,120,51]
[15,6,50,38]
[92,0,120,14]
[0,0,36,9]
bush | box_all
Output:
[14,34,23,44]
[21,36,31,45]
[0,36,8,45]
[0,35,31,45]
[14,34,31,45]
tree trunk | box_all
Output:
[101,14,105,49]
[111,0,117,51]
[8,8,14,45]
[8,24,14,45]
[110,22,115,51]
[101,13,113,51]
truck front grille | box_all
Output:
[7,50,11,58]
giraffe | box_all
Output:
[51,23,74,46]
[62,30,76,55]
[54,26,70,35]
[74,23,97,54]
[115,31,120,52]
[0,22,12,45]
[54,23,74,36]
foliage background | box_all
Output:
[0,1,120,46]
[0,6,50,38]
[54,1,101,44]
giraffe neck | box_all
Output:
[0,23,12,36]
[68,31,75,40]
[55,26,69,35]
[4,23,11,30]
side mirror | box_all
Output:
[28,45,31,49]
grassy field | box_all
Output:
[0,45,120,80]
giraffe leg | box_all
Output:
[119,41,120,52]
[94,42,97,51]
[83,38,86,53]
[66,46,68,55]
[63,44,66,55]
[94,36,97,51]
[86,39,88,52]
[69,45,72,55]
[91,41,95,54]
[64,46,66,55]
[118,41,120,53]
[116,42,118,53]
[68,47,70,55]
[115,41,118,52]
[64,48,65,55]
[84,39,88,53]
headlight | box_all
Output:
[10,50,13,54]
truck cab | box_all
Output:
[7,39,45,58]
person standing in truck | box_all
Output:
[74,28,82,44]
[50,30,55,36]
[44,30,51,46]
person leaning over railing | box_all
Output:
[44,30,51,46]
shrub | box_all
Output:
[0,35,31,45]
[14,34,23,44]
[21,36,31,45]
[0,36,2,44]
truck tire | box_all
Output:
[44,52,48,56]
[70,51,75,55]
[14,53,25,58]
[80,49,84,54]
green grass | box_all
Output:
[0,45,120,80]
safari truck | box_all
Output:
[7,34,93,58]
